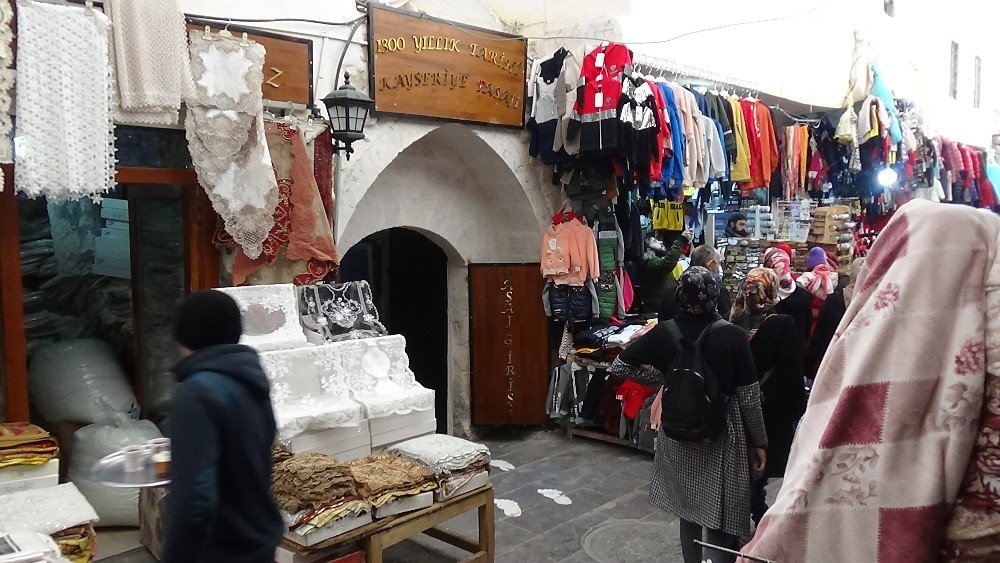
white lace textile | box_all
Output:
[259,344,364,441]
[328,335,435,419]
[185,31,277,259]
[0,483,99,535]
[215,284,308,351]
[0,0,14,181]
[387,434,491,477]
[108,0,190,126]
[14,0,115,201]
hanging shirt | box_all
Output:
[728,97,752,182]
[657,82,686,189]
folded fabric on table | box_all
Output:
[0,422,59,468]
[438,460,491,496]
[347,454,436,508]
[52,524,97,563]
[386,434,491,477]
[272,453,358,514]
[290,497,370,536]
[0,483,99,535]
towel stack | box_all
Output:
[346,454,436,508]
[0,422,58,468]
[272,453,369,538]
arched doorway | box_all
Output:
[340,228,449,434]
[337,123,551,435]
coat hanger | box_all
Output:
[219,19,235,39]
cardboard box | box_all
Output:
[0,459,59,482]
[370,419,436,449]
[372,491,432,519]
[139,486,168,560]
[283,511,372,548]
[286,423,370,455]
[0,473,59,496]
[435,471,490,502]
[368,410,434,436]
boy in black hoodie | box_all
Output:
[163,290,283,563]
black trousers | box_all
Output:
[679,518,738,563]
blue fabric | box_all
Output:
[871,61,903,144]
[164,345,283,563]
[988,163,1000,203]
[713,118,729,180]
[687,86,710,116]
[657,83,686,189]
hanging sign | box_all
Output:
[186,20,314,106]
[367,6,527,127]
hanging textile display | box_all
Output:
[107,0,190,126]
[185,30,277,260]
[14,0,116,201]
[215,121,339,285]
[0,0,13,182]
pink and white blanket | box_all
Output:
[740,199,1000,562]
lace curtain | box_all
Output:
[0,0,13,183]
[14,0,115,201]
[185,31,277,260]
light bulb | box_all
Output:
[877,167,898,187]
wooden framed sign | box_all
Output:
[186,19,314,107]
[367,5,527,127]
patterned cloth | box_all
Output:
[740,199,1000,562]
[731,267,779,325]
[675,266,720,316]
[347,454,437,507]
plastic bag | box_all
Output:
[29,339,138,424]
[68,417,162,527]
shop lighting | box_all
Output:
[877,167,898,187]
[321,72,373,160]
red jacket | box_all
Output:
[647,79,670,182]
[573,43,632,153]
[940,137,965,172]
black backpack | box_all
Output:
[659,319,729,442]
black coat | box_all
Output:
[165,345,283,563]
[805,289,847,380]
[775,285,813,347]
[744,314,806,478]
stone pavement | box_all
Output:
[104,429,695,562]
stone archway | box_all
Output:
[339,123,540,436]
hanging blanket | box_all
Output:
[740,199,1000,562]
[15,0,115,201]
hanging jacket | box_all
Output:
[656,82,686,189]
[729,97,752,182]
[573,42,632,153]
[706,92,735,158]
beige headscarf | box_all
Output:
[739,199,1000,562]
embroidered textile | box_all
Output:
[214,284,308,351]
[216,121,338,285]
[387,434,491,477]
[14,0,115,201]
[298,282,387,344]
[740,200,1000,562]
[327,335,435,419]
[0,0,13,181]
[272,453,359,514]
[185,31,277,259]
[347,454,437,507]
[108,0,190,125]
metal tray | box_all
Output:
[91,450,170,488]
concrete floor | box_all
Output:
[103,428,777,562]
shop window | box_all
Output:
[115,126,192,169]
[950,42,959,99]
[974,55,982,109]
[883,0,894,16]
[18,185,186,427]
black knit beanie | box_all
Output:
[173,290,243,351]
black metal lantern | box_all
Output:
[321,72,374,159]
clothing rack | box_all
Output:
[630,53,762,97]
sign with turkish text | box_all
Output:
[367,6,527,127]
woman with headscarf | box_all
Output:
[725,212,750,237]
[798,247,841,338]
[731,268,807,526]
[612,267,767,563]
[764,246,813,345]
[804,257,865,383]
[738,199,1000,562]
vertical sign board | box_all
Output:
[470,265,548,425]
[368,6,527,127]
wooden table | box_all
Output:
[280,484,496,563]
